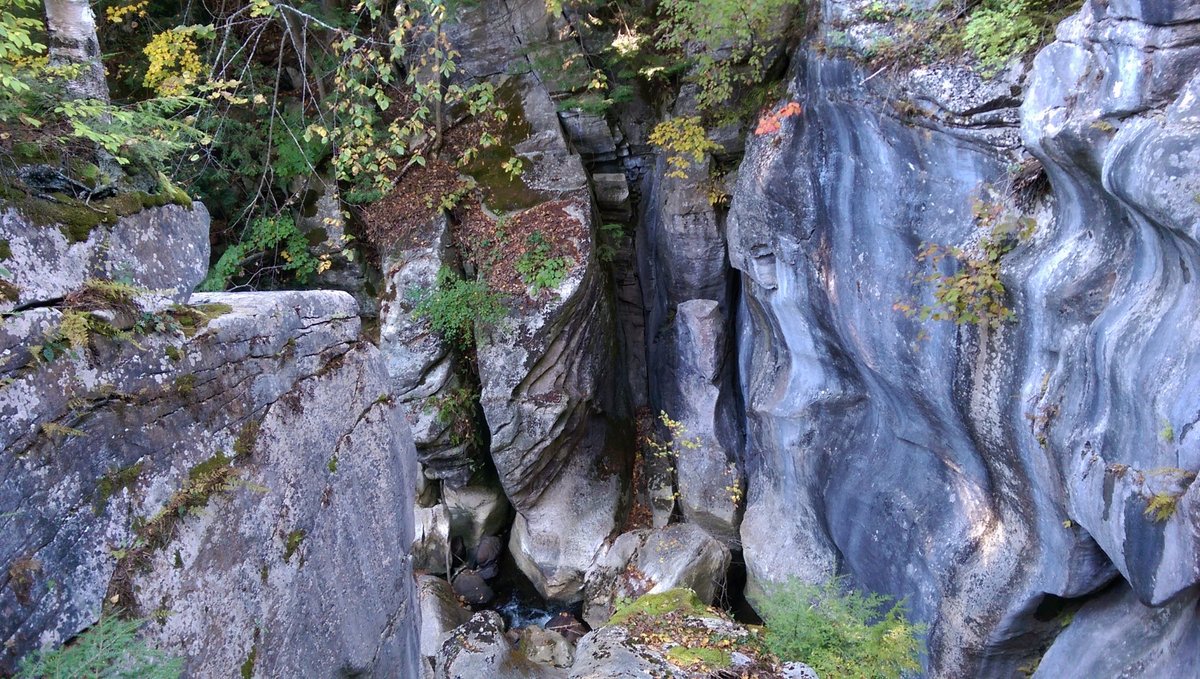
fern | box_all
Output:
[962,0,1081,76]
[410,267,506,348]
[200,214,321,291]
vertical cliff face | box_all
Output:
[723,0,1200,675]
[375,0,632,604]
[0,204,420,676]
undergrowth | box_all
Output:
[16,616,182,678]
[756,577,925,679]
[410,266,506,348]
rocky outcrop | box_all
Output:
[725,0,1200,676]
[1021,0,1200,610]
[434,611,562,679]
[442,1,631,603]
[668,299,742,544]
[517,626,575,669]
[474,105,626,602]
[418,575,472,659]
[569,626,688,679]
[582,524,730,628]
[0,201,209,311]
[1032,582,1200,678]
[1,203,420,676]
[571,589,781,678]
[378,215,478,487]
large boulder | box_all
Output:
[443,481,510,551]
[1021,0,1200,609]
[582,524,731,628]
[418,575,472,659]
[434,611,563,679]
[517,626,575,669]
[0,199,209,311]
[1,287,420,676]
[569,626,687,679]
[0,194,420,676]
[469,75,629,603]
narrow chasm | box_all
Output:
[6,0,1200,678]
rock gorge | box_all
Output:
[3,0,1199,677]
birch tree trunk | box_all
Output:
[43,0,109,102]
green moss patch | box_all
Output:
[188,452,233,482]
[233,420,260,459]
[284,529,306,562]
[610,588,707,626]
[0,239,11,260]
[240,642,257,679]
[459,80,548,213]
[666,646,732,668]
[170,302,234,338]
[94,462,144,515]
[173,373,197,396]
[0,183,190,244]
[610,588,779,675]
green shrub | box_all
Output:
[656,0,802,111]
[757,577,925,679]
[515,232,571,295]
[962,0,1081,75]
[17,616,183,679]
[200,214,323,291]
[411,267,506,347]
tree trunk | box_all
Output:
[43,0,109,102]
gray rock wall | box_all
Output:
[0,202,209,311]
[725,1,1200,676]
[1,204,420,676]
[387,0,633,603]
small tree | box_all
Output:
[757,577,925,679]
[42,0,108,101]
[17,616,183,679]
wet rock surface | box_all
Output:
[726,0,1200,676]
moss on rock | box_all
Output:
[666,646,732,668]
[94,462,144,515]
[609,588,708,626]
[459,79,548,212]
[171,302,234,338]
[0,183,191,244]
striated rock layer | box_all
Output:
[726,0,1200,676]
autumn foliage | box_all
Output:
[754,101,804,135]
